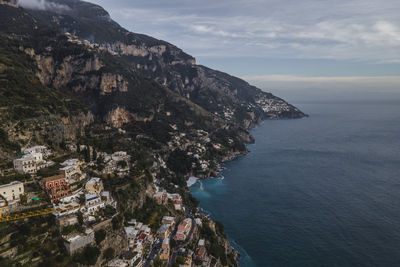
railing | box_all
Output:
[0,205,79,222]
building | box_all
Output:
[64,229,94,255]
[125,226,139,243]
[59,158,82,182]
[157,224,171,240]
[162,216,175,228]
[175,218,192,241]
[83,193,105,215]
[41,175,71,202]
[153,192,167,205]
[13,155,38,174]
[167,193,183,210]
[23,145,49,156]
[108,259,129,267]
[57,214,79,227]
[101,191,115,206]
[102,151,131,175]
[195,218,202,227]
[0,196,9,217]
[60,158,81,167]
[160,238,170,261]
[0,181,24,203]
[194,246,207,262]
[59,165,81,182]
[85,177,104,194]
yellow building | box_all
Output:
[0,181,24,202]
[85,177,104,194]
[0,196,9,217]
[160,238,170,261]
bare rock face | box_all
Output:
[62,111,94,138]
[35,55,55,85]
[0,0,18,7]
[104,42,167,58]
[105,107,132,128]
[100,73,128,95]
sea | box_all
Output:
[190,96,400,267]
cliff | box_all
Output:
[0,1,306,266]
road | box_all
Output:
[168,208,196,267]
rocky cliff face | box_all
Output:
[25,0,305,130]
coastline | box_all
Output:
[187,114,308,266]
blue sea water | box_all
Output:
[190,99,400,267]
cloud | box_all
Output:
[19,0,70,13]
[89,0,400,62]
[241,74,400,92]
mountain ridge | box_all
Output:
[0,1,305,266]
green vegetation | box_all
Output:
[133,198,170,232]
[95,229,107,245]
[103,247,114,260]
[167,148,195,176]
[72,245,100,265]
[0,128,20,152]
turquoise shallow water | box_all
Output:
[190,100,400,267]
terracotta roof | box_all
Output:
[42,174,65,183]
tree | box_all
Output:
[111,215,123,230]
[175,256,186,265]
[77,211,84,226]
[84,148,91,163]
[103,247,114,260]
[95,229,106,245]
[117,160,127,168]
[19,194,27,204]
[153,256,163,267]
[92,149,97,161]
[73,246,100,265]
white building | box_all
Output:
[101,191,116,207]
[13,155,37,174]
[64,229,94,255]
[60,158,80,167]
[23,145,50,157]
[0,181,24,203]
[83,193,105,215]
[13,152,46,174]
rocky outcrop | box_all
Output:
[104,107,132,128]
[100,73,128,95]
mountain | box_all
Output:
[25,0,305,126]
[0,0,304,166]
[0,1,305,266]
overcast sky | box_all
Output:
[81,1,400,95]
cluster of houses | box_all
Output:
[58,176,116,254]
[153,190,184,211]
[13,146,53,174]
[107,219,155,267]
[98,151,131,176]
[54,176,115,222]
[2,145,222,266]
[194,239,211,266]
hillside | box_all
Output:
[0,1,305,266]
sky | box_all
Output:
[50,0,400,98]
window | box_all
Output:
[19,188,21,192]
